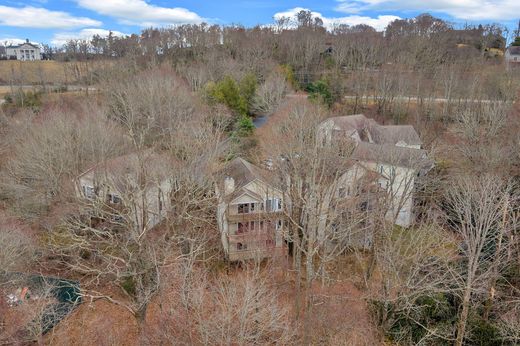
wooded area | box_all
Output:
[1,11,520,345]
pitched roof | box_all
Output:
[219,157,271,190]
[322,114,422,146]
[325,114,374,132]
[78,150,171,192]
[352,142,432,169]
[371,125,422,146]
[507,46,520,55]
[218,157,280,202]
[6,42,40,49]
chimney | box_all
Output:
[224,176,235,195]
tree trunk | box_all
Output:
[294,235,302,320]
[456,283,472,346]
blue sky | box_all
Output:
[1,0,519,46]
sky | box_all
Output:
[0,0,519,46]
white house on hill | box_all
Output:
[6,39,42,61]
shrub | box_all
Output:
[468,317,502,346]
[120,276,136,296]
[4,90,42,109]
[307,79,333,107]
[280,64,299,90]
[234,114,255,137]
[370,292,458,345]
[206,74,257,116]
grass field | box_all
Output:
[0,60,73,85]
[0,59,113,87]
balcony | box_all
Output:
[226,210,284,223]
[228,229,276,243]
[227,244,287,261]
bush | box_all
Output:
[306,79,333,107]
[468,317,502,346]
[4,90,42,109]
[120,276,136,296]
[370,292,458,345]
[234,115,255,137]
[280,64,299,90]
[205,74,257,116]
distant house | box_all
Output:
[216,157,286,261]
[317,114,432,227]
[505,46,520,68]
[75,151,173,231]
[0,46,6,60]
[5,39,42,61]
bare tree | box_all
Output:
[0,106,126,219]
[261,103,375,338]
[251,72,288,116]
[444,174,517,346]
[146,264,295,345]
[0,219,35,275]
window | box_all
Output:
[250,221,255,231]
[275,220,282,230]
[238,203,249,214]
[108,194,121,204]
[237,242,247,251]
[260,220,264,230]
[338,187,346,198]
[238,203,255,214]
[83,185,95,199]
[266,239,275,247]
[237,222,247,234]
[266,198,282,212]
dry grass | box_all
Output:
[0,61,70,85]
[0,60,114,87]
[45,299,139,346]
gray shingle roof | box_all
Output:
[218,157,276,202]
[371,125,422,146]
[219,157,271,190]
[6,42,40,49]
[352,142,433,170]
[78,150,171,192]
[507,46,520,55]
[325,114,422,146]
[321,114,430,170]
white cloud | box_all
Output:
[51,28,128,46]
[77,0,204,27]
[335,0,520,21]
[0,38,31,46]
[273,7,400,31]
[0,5,101,29]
